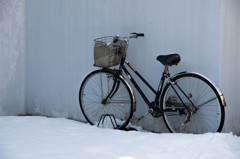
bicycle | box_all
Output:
[79,33,226,134]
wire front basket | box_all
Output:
[93,36,128,68]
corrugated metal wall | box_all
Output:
[25,0,222,132]
[220,0,240,135]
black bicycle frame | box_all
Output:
[119,57,168,109]
[102,57,192,111]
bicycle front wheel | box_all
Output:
[160,72,225,134]
[79,70,134,129]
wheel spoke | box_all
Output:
[79,70,133,129]
[161,73,224,134]
[196,97,218,108]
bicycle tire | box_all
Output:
[79,69,134,129]
[160,72,225,134]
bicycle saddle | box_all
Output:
[156,54,181,66]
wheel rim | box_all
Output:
[80,71,133,129]
[162,75,223,133]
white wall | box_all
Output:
[0,0,26,115]
[26,0,92,119]
[220,0,240,134]
[26,0,229,133]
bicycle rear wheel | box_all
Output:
[160,72,225,134]
[79,70,134,129]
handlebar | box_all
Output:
[130,32,144,38]
[112,32,144,43]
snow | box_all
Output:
[0,116,239,159]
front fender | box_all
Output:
[118,74,137,112]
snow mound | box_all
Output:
[0,116,239,159]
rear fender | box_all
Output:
[168,71,226,107]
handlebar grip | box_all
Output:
[131,32,144,38]
[136,33,144,37]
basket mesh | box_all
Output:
[93,36,128,68]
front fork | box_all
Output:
[101,69,121,105]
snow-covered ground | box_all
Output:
[0,116,239,159]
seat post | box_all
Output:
[163,65,169,74]
[154,65,169,108]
